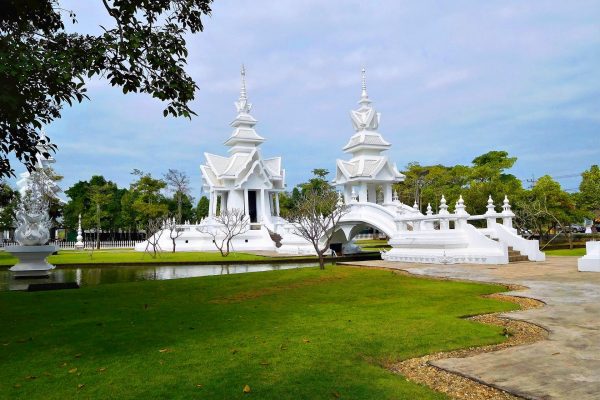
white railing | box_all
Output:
[0,240,144,250]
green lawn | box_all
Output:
[0,266,518,399]
[544,248,586,256]
[0,250,280,266]
[355,239,391,252]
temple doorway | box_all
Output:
[248,190,258,222]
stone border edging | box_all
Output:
[48,252,382,268]
[340,263,549,400]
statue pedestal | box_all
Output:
[6,245,59,278]
[578,242,600,272]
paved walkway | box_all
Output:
[342,257,600,400]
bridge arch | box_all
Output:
[327,202,399,246]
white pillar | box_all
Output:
[275,192,280,217]
[209,190,215,216]
[344,185,352,203]
[368,184,376,204]
[359,182,368,203]
[384,184,392,204]
[260,189,266,222]
[243,189,249,216]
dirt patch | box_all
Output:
[210,274,348,304]
[389,292,547,400]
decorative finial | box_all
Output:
[240,64,247,100]
[360,67,370,103]
[439,194,449,214]
[426,203,433,215]
[502,195,512,212]
[235,64,252,114]
[361,68,367,95]
[488,195,494,205]
[351,188,358,203]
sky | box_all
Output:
[37,1,600,201]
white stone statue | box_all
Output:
[7,130,60,276]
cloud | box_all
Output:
[30,0,600,199]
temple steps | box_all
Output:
[485,236,530,262]
[508,246,529,263]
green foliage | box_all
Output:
[396,151,524,215]
[577,165,600,218]
[0,0,213,177]
[63,175,120,232]
[129,171,168,226]
[195,195,209,220]
[0,181,19,230]
[0,267,517,399]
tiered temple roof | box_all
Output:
[334,69,404,184]
[200,66,285,191]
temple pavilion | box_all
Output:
[333,69,405,205]
[200,66,285,224]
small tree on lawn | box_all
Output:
[197,208,249,257]
[143,218,165,258]
[287,188,349,270]
[165,215,184,252]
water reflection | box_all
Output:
[0,263,313,291]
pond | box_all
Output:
[0,263,319,291]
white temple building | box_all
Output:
[334,69,405,206]
[201,65,285,224]
[135,67,314,254]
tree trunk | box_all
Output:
[177,193,182,224]
[317,252,325,270]
[172,237,176,253]
[567,231,573,250]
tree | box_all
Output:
[142,217,165,258]
[515,175,583,248]
[395,151,524,215]
[129,170,168,228]
[195,196,209,220]
[164,169,191,223]
[0,0,213,177]
[0,181,19,231]
[165,215,183,252]
[89,183,114,249]
[287,188,349,269]
[197,208,249,257]
[577,165,600,218]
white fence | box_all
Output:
[0,240,144,250]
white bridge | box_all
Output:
[324,194,544,265]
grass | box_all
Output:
[0,266,518,399]
[544,248,586,257]
[0,250,285,267]
[355,239,391,252]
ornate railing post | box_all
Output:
[502,195,515,229]
[423,203,435,230]
[485,195,497,228]
[454,195,469,229]
[439,195,449,230]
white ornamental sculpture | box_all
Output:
[7,131,61,277]
[75,214,84,250]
